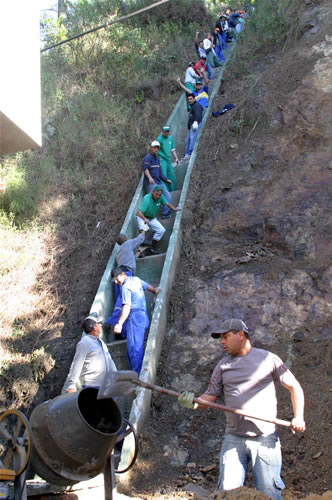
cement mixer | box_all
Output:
[0,388,138,499]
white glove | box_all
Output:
[192,121,198,131]
[142,223,150,231]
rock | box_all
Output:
[163,437,189,467]
[200,464,217,473]
[183,483,210,498]
[237,255,252,264]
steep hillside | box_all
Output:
[1,0,332,498]
[122,0,332,498]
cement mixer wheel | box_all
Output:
[0,409,32,477]
[114,418,139,474]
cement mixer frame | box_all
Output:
[0,409,32,500]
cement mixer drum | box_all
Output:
[30,388,122,486]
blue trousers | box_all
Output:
[215,45,225,63]
[146,183,171,216]
[218,433,285,500]
[104,270,132,338]
[184,122,202,156]
[126,310,149,374]
[220,32,227,50]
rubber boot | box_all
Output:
[149,239,160,255]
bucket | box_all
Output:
[30,388,122,486]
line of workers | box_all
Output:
[90,9,249,377]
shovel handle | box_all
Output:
[194,397,292,428]
[133,379,292,428]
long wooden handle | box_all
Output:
[133,379,292,428]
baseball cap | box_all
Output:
[210,319,248,338]
[151,140,160,147]
[82,313,103,333]
[152,185,163,193]
[111,267,124,281]
[162,125,170,131]
[188,61,195,67]
[195,81,203,86]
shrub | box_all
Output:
[227,0,302,78]
[0,161,34,221]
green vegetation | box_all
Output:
[1,0,210,228]
[228,0,302,78]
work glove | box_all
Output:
[178,391,195,409]
[192,121,199,131]
[142,223,150,231]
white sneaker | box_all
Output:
[183,154,191,160]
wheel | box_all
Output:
[0,409,32,477]
[114,418,139,474]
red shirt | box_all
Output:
[194,60,206,76]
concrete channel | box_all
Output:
[107,58,233,479]
[27,46,234,497]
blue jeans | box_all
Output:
[218,433,285,500]
[205,61,213,80]
[146,183,171,216]
[184,121,202,156]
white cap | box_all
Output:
[151,140,160,147]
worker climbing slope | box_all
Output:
[136,186,181,254]
[156,125,179,192]
[112,267,161,374]
[142,140,173,219]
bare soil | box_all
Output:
[118,1,332,498]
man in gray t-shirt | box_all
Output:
[115,231,146,275]
[177,318,305,500]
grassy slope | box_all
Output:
[0,0,213,413]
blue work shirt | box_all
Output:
[121,276,149,311]
[143,152,169,186]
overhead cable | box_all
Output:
[41,0,171,53]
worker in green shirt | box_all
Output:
[136,186,181,254]
[156,125,179,192]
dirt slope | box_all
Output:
[121,1,332,498]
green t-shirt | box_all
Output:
[157,134,175,162]
[138,192,167,220]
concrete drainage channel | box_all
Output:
[27,45,234,498]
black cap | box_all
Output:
[210,319,248,338]
[111,267,124,281]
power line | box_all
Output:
[41,0,171,53]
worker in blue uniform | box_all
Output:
[111,267,161,374]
